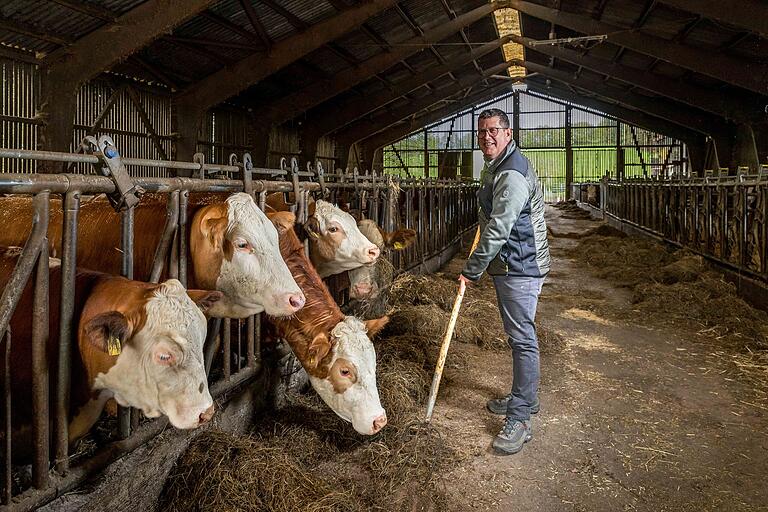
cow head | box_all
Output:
[304,200,380,278]
[80,279,221,430]
[349,220,417,300]
[190,192,305,318]
[301,316,390,435]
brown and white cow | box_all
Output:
[0,249,221,456]
[266,193,380,278]
[267,211,389,435]
[348,220,417,303]
[0,193,304,318]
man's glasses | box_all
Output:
[477,127,508,137]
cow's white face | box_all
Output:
[307,317,388,435]
[308,200,380,278]
[90,280,214,430]
[194,193,305,318]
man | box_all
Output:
[459,108,550,455]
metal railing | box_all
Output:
[573,170,768,282]
[0,143,478,510]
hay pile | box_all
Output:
[573,228,768,383]
[162,277,465,512]
[552,199,593,220]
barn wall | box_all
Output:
[0,60,340,175]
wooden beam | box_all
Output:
[335,61,514,145]
[304,37,509,137]
[508,0,768,95]
[255,3,500,124]
[48,0,116,21]
[659,0,768,39]
[521,60,731,137]
[129,55,181,92]
[199,10,264,48]
[261,0,309,30]
[163,35,259,51]
[526,81,701,145]
[177,0,400,112]
[124,85,169,160]
[239,0,272,48]
[0,17,74,46]
[513,35,762,123]
[43,0,219,82]
[360,83,510,152]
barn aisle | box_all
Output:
[434,206,768,512]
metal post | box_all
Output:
[223,318,231,380]
[149,191,180,283]
[178,190,189,287]
[565,106,573,200]
[55,191,80,475]
[2,328,11,505]
[32,192,50,490]
[118,206,134,440]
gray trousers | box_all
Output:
[492,275,545,421]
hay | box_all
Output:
[389,273,457,311]
[538,324,567,355]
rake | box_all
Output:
[424,225,481,423]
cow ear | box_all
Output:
[265,192,288,211]
[307,197,316,217]
[202,216,227,250]
[306,333,331,369]
[186,290,224,313]
[364,315,389,339]
[304,216,321,239]
[268,211,296,234]
[83,311,132,355]
[381,228,417,251]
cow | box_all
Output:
[265,193,380,278]
[0,193,304,319]
[266,211,389,435]
[348,220,417,303]
[0,248,221,459]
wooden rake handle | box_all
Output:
[424,226,481,422]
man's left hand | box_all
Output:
[458,274,472,285]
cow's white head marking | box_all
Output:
[306,316,389,435]
[88,280,218,430]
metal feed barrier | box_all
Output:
[572,168,768,282]
[0,140,478,511]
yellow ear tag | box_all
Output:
[308,355,315,366]
[393,242,405,250]
[107,335,122,356]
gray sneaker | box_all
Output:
[492,418,532,455]
[486,394,540,415]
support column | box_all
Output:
[37,76,78,172]
[335,141,352,173]
[686,137,707,176]
[513,91,520,144]
[248,121,272,167]
[711,131,735,173]
[174,103,202,168]
[565,106,573,199]
[299,127,320,167]
[732,123,761,171]
[616,120,624,180]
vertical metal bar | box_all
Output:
[2,327,11,505]
[236,319,242,372]
[178,190,188,288]
[204,318,222,377]
[149,191,179,283]
[222,319,231,380]
[247,315,256,368]
[565,106,573,200]
[32,192,50,490]
[118,206,134,440]
[55,191,80,475]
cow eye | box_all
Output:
[328,226,338,233]
[234,239,250,250]
[339,368,351,377]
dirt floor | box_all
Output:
[433,206,768,512]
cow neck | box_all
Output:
[271,226,343,378]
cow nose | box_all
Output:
[352,282,372,299]
[372,412,388,434]
[367,246,380,261]
[288,293,305,311]
[199,404,215,424]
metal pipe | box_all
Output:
[223,319,231,380]
[54,192,80,475]
[118,207,135,440]
[247,314,256,368]
[0,194,49,337]
[178,191,188,288]
[149,192,180,284]
[3,328,11,505]
[204,318,222,377]
[31,192,50,490]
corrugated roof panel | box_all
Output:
[304,47,352,75]
[333,30,384,62]
[283,0,337,25]
[684,19,741,50]
[599,0,649,29]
